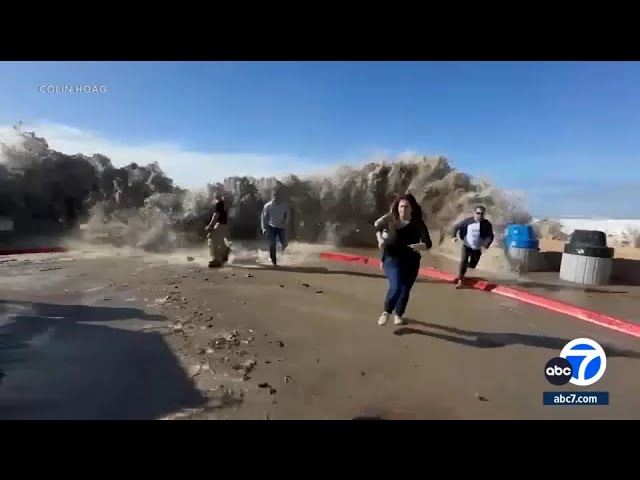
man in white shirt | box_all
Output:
[450,205,494,289]
[260,189,290,266]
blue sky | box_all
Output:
[0,61,639,218]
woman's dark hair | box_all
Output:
[387,193,432,248]
[390,193,424,224]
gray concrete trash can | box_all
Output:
[506,246,540,273]
[559,229,614,285]
[502,223,541,273]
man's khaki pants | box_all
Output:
[208,224,229,264]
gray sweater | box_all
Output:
[261,200,289,230]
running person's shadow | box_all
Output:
[0,299,207,420]
[393,320,640,359]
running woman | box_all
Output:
[374,194,432,326]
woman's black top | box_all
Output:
[378,218,432,262]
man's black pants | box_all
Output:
[458,245,482,279]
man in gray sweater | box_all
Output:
[261,189,290,266]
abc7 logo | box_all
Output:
[544,357,574,386]
[545,338,607,386]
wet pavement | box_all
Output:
[337,245,640,325]
[304,257,640,419]
[491,271,640,324]
[1,245,640,419]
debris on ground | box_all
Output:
[155,296,170,305]
[170,323,185,333]
[187,256,194,262]
[277,341,285,348]
[475,393,489,402]
[246,273,254,278]
[284,375,292,384]
[210,330,242,349]
[258,383,277,395]
[315,290,325,294]
[227,331,239,341]
[159,385,243,419]
[302,283,310,288]
[206,386,243,409]
[103,296,112,301]
[158,407,206,420]
[233,359,257,376]
[201,362,212,373]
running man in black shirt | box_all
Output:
[205,193,230,268]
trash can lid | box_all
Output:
[569,229,608,248]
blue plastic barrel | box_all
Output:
[503,224,539,249]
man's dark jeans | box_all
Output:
[267,226,288,265]
[458,245,482,279]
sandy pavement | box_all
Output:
[414,236,640,323]
[2,242,640,420]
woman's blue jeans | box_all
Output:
[383,257,420,317]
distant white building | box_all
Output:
[533,217,640,247]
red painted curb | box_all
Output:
[0,246,68,256]
[319,252,640,339]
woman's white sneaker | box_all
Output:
[394,315,405,325]
[378,312,390,326]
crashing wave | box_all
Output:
[0,125,531,250]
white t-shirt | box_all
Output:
[464,221,483,250]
